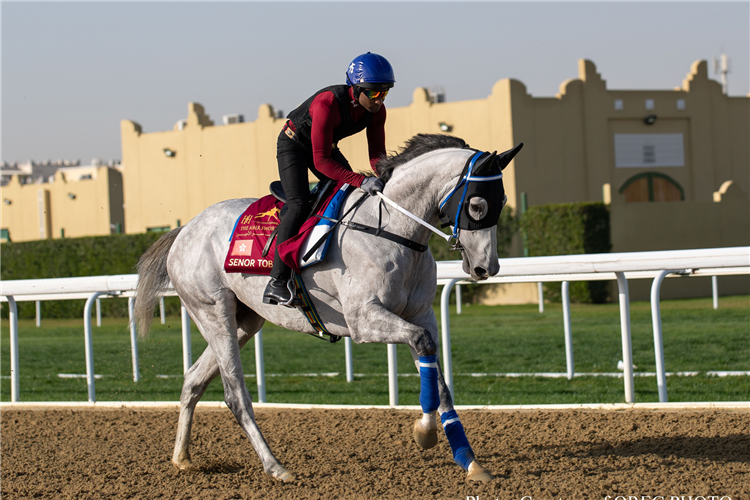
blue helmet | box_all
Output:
[346,52,395,90]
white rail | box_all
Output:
[1,246,748,404]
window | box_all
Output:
[614,134,684,168]
[619,172,684,202]
[645,99,655,110]
[0,228,10,243]
[147,226,171,233]
[614,99,623,111]
[676,99,686,111]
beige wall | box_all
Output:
[120,87,519,234]
[0,167,124,242]
[120,59,748,237]
[507,60,749,207]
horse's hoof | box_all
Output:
[413,418,438,449]
[171,457,193,471]
[272,469,295,483]
[466,460,494,482]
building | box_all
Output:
[3,59,747,299]
[1,161,125,242]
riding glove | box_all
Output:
[361,176,385,196]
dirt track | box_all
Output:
[2,407,749,500]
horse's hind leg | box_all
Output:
[172,344,220,469]
[172,302,264,470]
[172,299,293,481]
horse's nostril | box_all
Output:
[473,267,488,277]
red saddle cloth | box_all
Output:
[224,185,342,275]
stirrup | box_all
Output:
[263,278,302,308]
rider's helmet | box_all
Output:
[346,52,395,96]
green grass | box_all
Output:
[2,296,748,405]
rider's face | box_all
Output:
[358,90,384,113]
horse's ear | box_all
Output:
[472,151,497,176]
[495,143,523,171]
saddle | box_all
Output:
[265,179,334,256]
[223,180,345,343]
[223,180,342,275]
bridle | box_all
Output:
[312,144,522,256]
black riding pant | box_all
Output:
[270,133,352,280]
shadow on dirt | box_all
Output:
[544,434,750,463]
[191,460,244,474]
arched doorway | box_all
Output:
[619,172,684,202]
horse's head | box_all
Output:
[439,143,523,280]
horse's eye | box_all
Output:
[467,197,488,221]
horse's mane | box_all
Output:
[376,134,469,183]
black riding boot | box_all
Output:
[262,274,296,306]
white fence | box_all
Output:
[2,246,748,405]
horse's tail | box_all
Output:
[134,226,184,339]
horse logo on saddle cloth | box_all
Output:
[224,180,353,341]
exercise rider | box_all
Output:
[263,52,395,306]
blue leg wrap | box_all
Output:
[419,355,440,414]
[441,410,475,470]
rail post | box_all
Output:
[345,337,354,382]
[615,272,635,403]
[712,276,719,309]
[387,344,398,406]
[96,297,102,327]
[440,278,460,396]
[538,282,544,313]
[180,303,192,373]
[650,270,677,403]
[562,281,574,379]
[83,292,105,402]
[8,296,20,402]
[254,328,266,403]
[127,297,141,382]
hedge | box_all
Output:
[2,201,608,318]
[0,232,181,319]
[520,201,611,303]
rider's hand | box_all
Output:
[361,176,385,196]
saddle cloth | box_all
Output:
[224,182,350,274]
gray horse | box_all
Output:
[134,133,519,483]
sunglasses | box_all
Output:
[361,88,389,100]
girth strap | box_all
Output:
[292,272,341,343]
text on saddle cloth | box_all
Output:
[223,182,351,275]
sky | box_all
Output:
[2,1,748,164]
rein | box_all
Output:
[376,192,453,245]
[304,149,506,257]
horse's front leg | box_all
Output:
[408,347,494,483]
